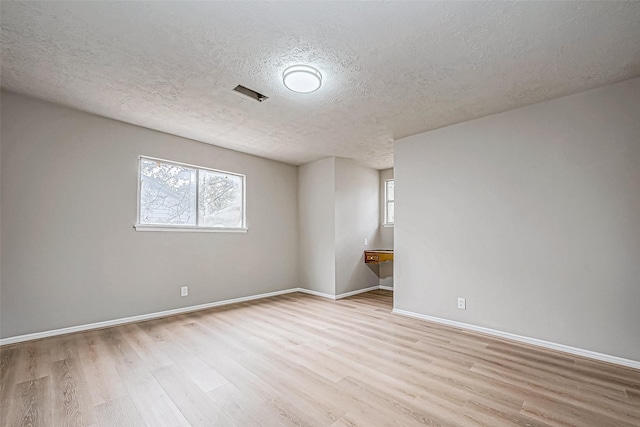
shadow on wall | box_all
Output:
[365,262,394,288]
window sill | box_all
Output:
[134,224,248,233]
[383,223,395,228]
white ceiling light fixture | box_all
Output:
[283,65,322,93]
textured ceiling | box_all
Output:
[2,1,640,169]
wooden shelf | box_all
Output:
[364,249,394,264]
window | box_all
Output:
[136,156,246,232]
[384,179,394,225]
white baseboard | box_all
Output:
[379,285,394,291]
[0,286,393,346]
[392,308,640,370]
[336,286,381,299]
[297,285,393,300]
[0,288,299,346]
[296,288,337,300]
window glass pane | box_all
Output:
[387,201,395,223]
[139,158,197,225]
[386,180,394,201]
[198,170,243,228]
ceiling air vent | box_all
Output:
[233,85,268,103]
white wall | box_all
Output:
[395,78,640,361]
[298,157,336,295]
[334,158,380,295]
[0,92,299,339]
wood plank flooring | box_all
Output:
[1,290,639,426]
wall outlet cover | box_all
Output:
[457,297,466,310]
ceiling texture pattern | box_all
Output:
[2,1,640,169]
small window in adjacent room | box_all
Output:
[136,156,246,232]
[384,179,394,226]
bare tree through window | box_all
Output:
[385,179,394,224]
[198,170,243,227]
[138,157,245,228]
[140,159,196,225]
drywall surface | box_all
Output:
[298,158,336,295]
[0,92,299,338]
[334,158,380,295]
[395,78,640,361]
[298,157,380,296]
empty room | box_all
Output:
[1,1,639,426]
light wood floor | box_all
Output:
[1,290,639,426]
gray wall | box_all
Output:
[1,92,299,338]
[395,78,640,361]
[298,157,381,296]
[334,158,380,295]
[298,157,336,295]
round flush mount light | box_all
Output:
[283,65,322,93]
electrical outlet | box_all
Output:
[457,297,466,310]
[364,238,368,246]
[181,286,188,297]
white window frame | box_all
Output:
[135,156,247,233]
[384,178,394,227]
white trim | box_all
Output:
[134,224,248,233]
[137,155,247,230]
[384,178,394,225]
[297,285,393,301]
[138,155,245,179]
[392,308,640,370]
[296,288,337,300]
[0,286,394,346]
[335,286,381,300]
[0,288,298,346]
[379,285,394,291]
